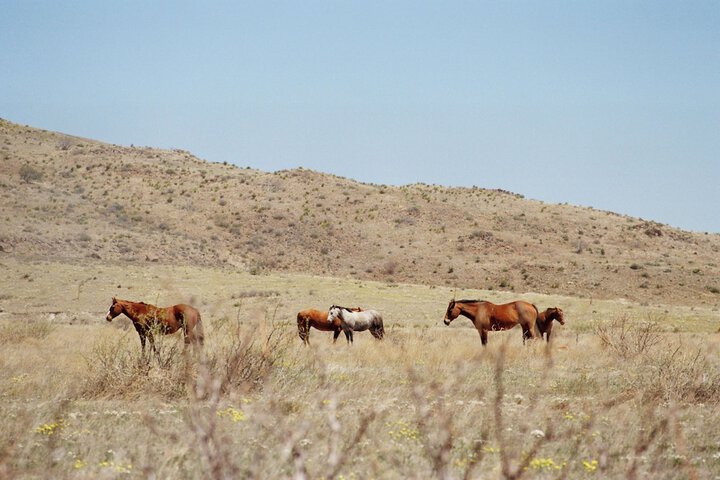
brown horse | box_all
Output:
[106,297,204,357]
[535,307,565,342]
[296,307,362,345]
[443,299,538,345]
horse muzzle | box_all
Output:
[443,319,450,326]
[105,315,113,322]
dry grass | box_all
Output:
[1,261,719,479]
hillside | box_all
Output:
[1,118,718,307]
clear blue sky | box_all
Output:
[2,1,718,232]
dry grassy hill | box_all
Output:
[1,117,718,307]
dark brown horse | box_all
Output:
[443,299,538,345]
[296,307,362,345]
[535,307,565,342]
[106,297,204,357]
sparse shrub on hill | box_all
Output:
[2,119,720,304]
[19,164,43,183]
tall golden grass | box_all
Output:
[1,307,719,479]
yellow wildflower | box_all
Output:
[583,459,599,472]
[35,420,65,436]
[217,406,246,422]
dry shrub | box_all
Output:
[81,334,188,399]
[81,314,293,401]
[592,313,662,358]
[629,344,720,404]
[181,346,379,480]
[205,317,293,393]
[0,320,55,343]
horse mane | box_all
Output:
[456,299,485,304]
[117,299,152,308]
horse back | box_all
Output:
[359,309,383,326]
[511,301,538,326]
[482,301,535,329]
[297,309,339,331]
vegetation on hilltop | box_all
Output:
[1,118,719,307]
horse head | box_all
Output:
[106,297,123,322]
[444,299,458,326]
[552,307,565,325]
[327,305,343,323]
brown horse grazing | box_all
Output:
[444,299,538,346]
[535,307,565,342]
[296,307,362,345]
[106,297,204,357]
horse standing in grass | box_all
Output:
[535,307,565,342]
[443,299,538,346]
[296,307,362,345]
[105,297,204,358]
[327,306,384,344]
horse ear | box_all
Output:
[112,296,116,303]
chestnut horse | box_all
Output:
[327,306,384,344]
[106,297,204,357]
[296,307,362,345]
[443,299,538,346]
[535,307,565,342]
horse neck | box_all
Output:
[339,308,361,325]
[458,302,479,320]
[122,301,153,321]
[540,309,560,325]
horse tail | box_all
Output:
[531,304,544,337]
[193,311,205,346]
[297,312,309,344]
[372,315,385,340]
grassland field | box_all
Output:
[1,257,719,479]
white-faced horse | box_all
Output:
[327,305,384,343]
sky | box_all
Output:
[2,1,719,232]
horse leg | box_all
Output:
[545,323,553,343]
[147,330,160,363]
[479,329,488,346]
[522,326,532,344]
[133,323,148,355]
[333,329,340,344]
